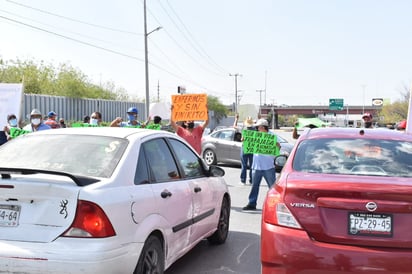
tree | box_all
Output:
[0,58,129,100]
[378,83,410,124]
[207,95,228,123]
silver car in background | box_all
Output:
[201,127,293,171]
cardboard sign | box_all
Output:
[171,94,208,121]
[242,130,279,156]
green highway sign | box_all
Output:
[329,98,344,110]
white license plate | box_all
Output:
[0,205,21,227]
[348,212,392,237]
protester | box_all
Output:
[90,111,102,126]
[59,118,67,128]
[362,113,374,128]
[3,114,20,141]
[144,115,162,130]
[23,109,51,132]
[243,119,280,211]
[233,114,255,185]
[44,111,60,129]
[170,106,208,155]
[293,122,317,139]
[110,107,141,127]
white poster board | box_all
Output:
[149,102,171,121]
[0,83,24,129]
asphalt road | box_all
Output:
[165,129,295,274]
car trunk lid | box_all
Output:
[285,172,412,248]
[0,174,80,243]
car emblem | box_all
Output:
[365,202,377,212]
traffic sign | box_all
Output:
[329,98,344,110]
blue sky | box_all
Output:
[1,0,411,107]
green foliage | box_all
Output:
[0,58,128,100]
[207,95,228,123]
[378,85,409,124]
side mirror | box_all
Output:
[274,155,288,171]
[209,165,225,177]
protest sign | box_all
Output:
[242,129,279,155]
[0,83,24,128]
[171,93,208,121]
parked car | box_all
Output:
[201,127,293,171]
[0,127,230,274]
[261,127,412,273]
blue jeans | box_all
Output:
[240,151,253,183]
[247,168,276,207]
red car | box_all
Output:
[261,128,412,274]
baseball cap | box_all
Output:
[127,107,138,114]
[48,111,57,117]
[255,119,268,127]
[362,113,373,119]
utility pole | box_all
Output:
[256,89,265,116]
[229,73,241,114]
[157,80,160,102]
[144,0,162,118]
[361,84,366,114]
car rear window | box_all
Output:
[292,138,412,177]
[0,134,128,178]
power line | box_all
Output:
[0,8,143,51]
[6,0,142,35]
[0,15,145,62]
[143,1,227,78]
[159,0,228,75]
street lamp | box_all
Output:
[144,0,162,118]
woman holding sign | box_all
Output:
[243,119,280,211]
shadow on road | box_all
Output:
[165,230,261,274]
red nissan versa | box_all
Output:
[261,127,412,273]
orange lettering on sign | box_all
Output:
[172,94,208,121]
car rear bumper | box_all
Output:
[0,238,142,274]
[261,222,412,274]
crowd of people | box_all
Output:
[1,106,165,143]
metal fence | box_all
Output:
[23,94,146,124]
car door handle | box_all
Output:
[194,186,202,193]
[160,190,172,198]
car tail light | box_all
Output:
[263,187,302,229]
[62,200,116,238]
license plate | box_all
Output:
[348,212,392,237]
[0,205,21,227]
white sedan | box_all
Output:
[0,127,230,274]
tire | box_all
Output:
[207,196,230,244]
[134,235,164,274]
[203,149,217,165]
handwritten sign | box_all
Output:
[171,93,208,121]
[242,130,279,156]
[146,124,161,130]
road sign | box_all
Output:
[329,98,344,110]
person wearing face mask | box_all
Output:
[110,107,141,127]
[170,105,209,155]
[3,114,20,141]
[89,111,102,126]
[23,109,51,132]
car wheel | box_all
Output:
[207,196,230,244]
[134,235,164,274]
[203,149,217,165]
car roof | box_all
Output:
[31,127,176,139]
[299,127,412,141]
